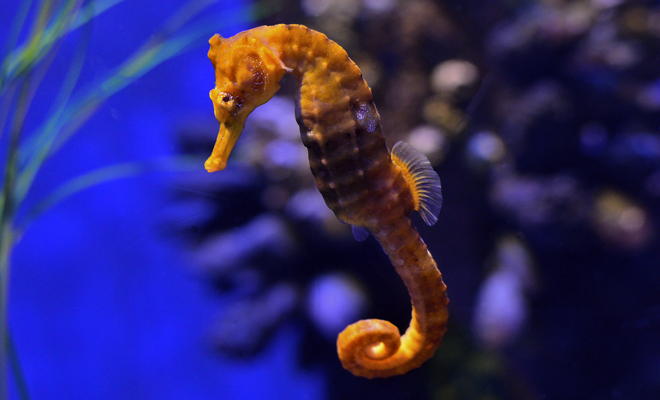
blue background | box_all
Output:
[4,1,323,399]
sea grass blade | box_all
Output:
[2,0,65,95]
[69,0,127,31]
[0,0,124,96]
[0,79,30,400]
[7,328,30,400]
[0,0,34,95]
[18,156,202,230]
[16,2,92,171]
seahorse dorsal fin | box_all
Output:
[391,141,443,226]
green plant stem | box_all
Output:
[7,329,29,400]
[0,63,33,397]
[0,230,13,400]
[0,0,34,97]
[0,90,26,400]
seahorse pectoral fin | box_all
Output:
[390,142,443,225]
[205,120,245,172]
[351,225,370,242]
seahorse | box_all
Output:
[204,24,448,379]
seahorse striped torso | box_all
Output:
[205,24,448,379]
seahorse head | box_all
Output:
[205,33,290,172]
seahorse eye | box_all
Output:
[214,91,246,116]
[216,92,233,107]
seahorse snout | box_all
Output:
[205,122,243,173]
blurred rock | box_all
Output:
[466,130,507,172]
[473,236,535,349]
[192,214,296,274]
[209,283,299,356]
[431,59,480,100]
[306,272,368,340]
[592,190,654,251]
[405,124,448,165]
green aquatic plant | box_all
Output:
[0,0,258,398]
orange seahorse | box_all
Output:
[204,24,448,379]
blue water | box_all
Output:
[4,1,323,399]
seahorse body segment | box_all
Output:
[205,24,448,378]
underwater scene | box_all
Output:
[2,0,660,399]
